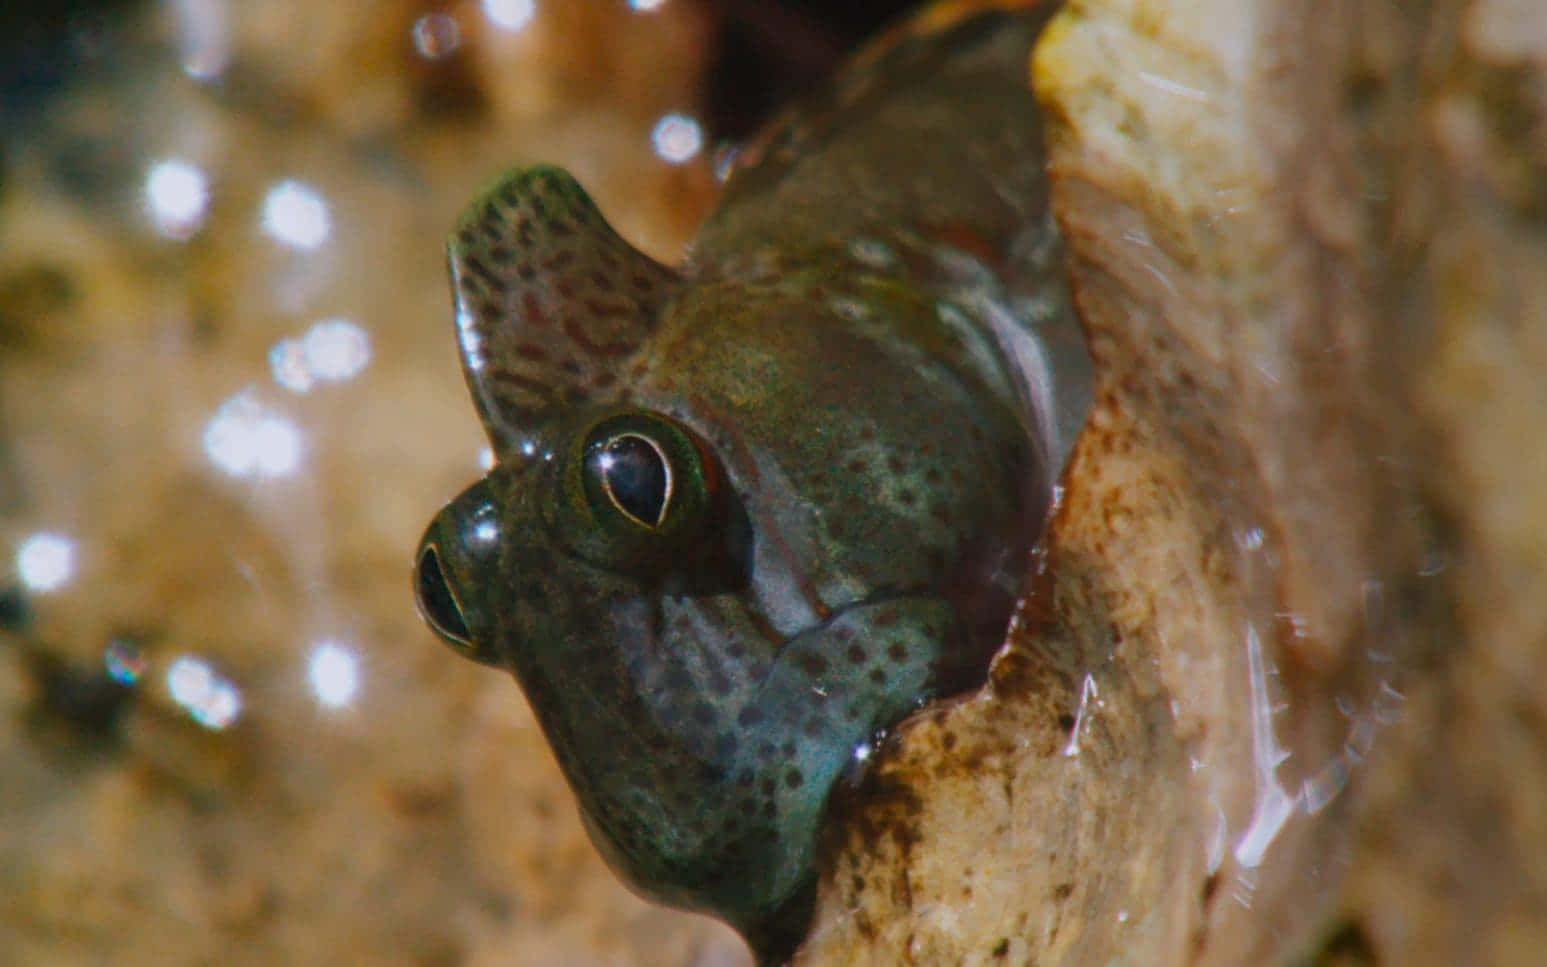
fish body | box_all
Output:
[414,3,1087,952]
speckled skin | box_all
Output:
[414,4,1086,955]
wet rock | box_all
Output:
[794,0,1546,963]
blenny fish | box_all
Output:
[414,3,1088,957]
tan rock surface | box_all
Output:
[796,0,1546,963]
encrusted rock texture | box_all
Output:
[796,0,1547,963]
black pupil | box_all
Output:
[416,546,471,644]
[598,434,670,527]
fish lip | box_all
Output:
[779,585,936,648]
[780,582,1009,703]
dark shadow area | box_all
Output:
[704,0,918,139]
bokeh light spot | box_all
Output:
[271,319,372,393]
[412,12,462,59]
[104,638,147,685]
[16,532,76,593]
[145,159,210,239]
[651,112,703,164]
[203,391,305,479]
[269,338,312,393]
[171,0,231,79]
[167,655,243,730]
[260,179,331,250]
[482,0,535,31]
[307,640,361,709]
[304,318,371,383]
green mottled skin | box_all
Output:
[414,5,1087,955]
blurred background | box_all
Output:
[0,1,917,963]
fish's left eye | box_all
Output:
[591,433,673,528]
[415,543,472,646]
[557,409,746,582]
[571,410,723,560]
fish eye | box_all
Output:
[590,432,674,528]
[573,411,722,553]
[415,543,473,647]
[412,484,505,668]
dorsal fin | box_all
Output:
[446,165,680,455]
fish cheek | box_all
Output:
[472,527,646,712]
[423,463,611,680]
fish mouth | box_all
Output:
[804,564,1017,648]
[775,585,1002,708]
[780,586,930,645]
